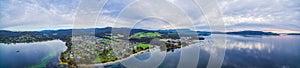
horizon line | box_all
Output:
[1,27,299,34]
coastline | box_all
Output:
[76,41,198,67]
[76,49,150,67]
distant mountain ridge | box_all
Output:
[3,27,299,44]
[0,27,211,36]
[0,27,209,43]
[226,30,280,35]
[2,27,296,37]
[287,33,300,35]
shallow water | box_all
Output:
[0,40,67,68]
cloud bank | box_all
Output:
[0,0,299,33]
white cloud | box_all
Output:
[0,0,299,33]
[0,0,78,31]
[110,0,197,30]
[217,0,300,32]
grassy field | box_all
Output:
[136,43,150,49]
[130,32,161,39]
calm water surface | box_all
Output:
[105,35,300,68]
[0,40,67,68]
[1,35,300,68]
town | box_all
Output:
[59,32,203,67]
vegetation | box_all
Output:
[0,27,207,44]
[103,41,116,45]
[96,45,118,63]
[130,32,162,39]
[98,54,117,63]
[136,43,150,50]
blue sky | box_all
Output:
[0,0,299,33]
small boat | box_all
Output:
[16,50,20,52]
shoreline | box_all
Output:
[76,49,150,67]
[76,43,196,67]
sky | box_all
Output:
[0,0,299,33]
